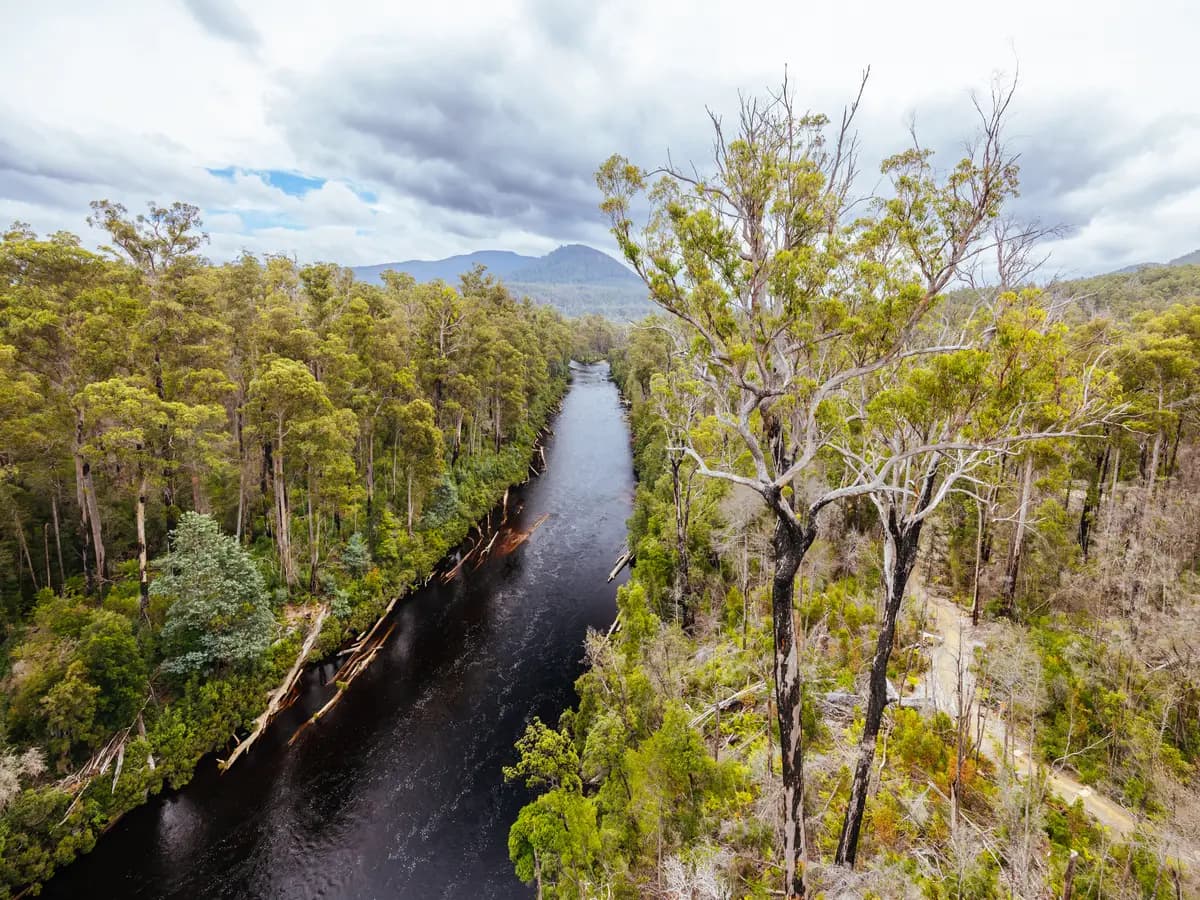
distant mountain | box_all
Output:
[1168,248,1200,267]
[1104,247,1200,276]
[351,250,537,286]
[508,244,642,285]
[351,244,651,319]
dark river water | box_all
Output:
[42,362,633,900]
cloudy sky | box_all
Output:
[1,0,1196,277]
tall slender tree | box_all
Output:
[597,76,1021,896]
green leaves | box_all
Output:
[152,512,273,677]
[504,719,582,794]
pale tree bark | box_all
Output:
[407,468,415,535]
[11,511,38,592]
[51,491,66,589]
[43,522,51,589]
[74,411,106,590]
[273,418,297,589]
[1002,454,1035,616]
[136,472,150,618]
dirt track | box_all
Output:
[912,589,1198,867]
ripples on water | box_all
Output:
[42,362,634,900]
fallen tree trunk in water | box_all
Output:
[289,620,397,746]
[220,603,330,771]
[607,545,632,582]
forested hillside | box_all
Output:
[0,204,573,895]
[505,84,1199,898]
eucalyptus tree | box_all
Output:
[78,377,225,614]
[247,358,349,590]
[0,230,142,589]
[828,289,1117,866]
[596,77,1021,896]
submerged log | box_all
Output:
[289,621,397,746]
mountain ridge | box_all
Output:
[351,243,650,318]
[1105,246,1200,275]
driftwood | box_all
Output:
[286,583,411,747]
[607,546,632,582]
[472,529,501,568]
[605,613,622,639]
[220,604,330,771]
[442,538,482,582]
[289,620,397,746]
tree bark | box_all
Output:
[1002,454,1035,616]
[51,491,66,590]
[74,411,105,590]
[274,419,296,589]
[835,511,924,866]
[407,468,415,535]
[12,511,38,592]
[307,466,320,593]
[235,404,247,542]
[670,454,693,628]
[1078,441,1110,559]
[136,473,150,618]
[190,469,207,514]
[971,495,986,626]
[43,522,51,589]
[365,425,375,517]
[771,506,815,898]
[1062,849,1078,900]
[1146,428,1163,501]
[1108,443,1121,500]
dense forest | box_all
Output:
[504,84,1200,898]
[4,78,1200,900]
[0,204,577,894]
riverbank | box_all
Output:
[34,362,635,899]
[5,375,571,899]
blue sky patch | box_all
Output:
[206,166,327,197]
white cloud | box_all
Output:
[0,0,1196,273]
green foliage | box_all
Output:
[505,719,582,793]
[340,532,370,577]
[152,512,274,677]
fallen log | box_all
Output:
[221,603,330,771]
[689,680,767,729]
[604,613,622,639]
[472,529,501,568]
[607,547,632,582]
[289,621,397,746]
[442,538,482,582]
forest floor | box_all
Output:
[911,588,1199,868]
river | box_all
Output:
[41,361,634,900]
